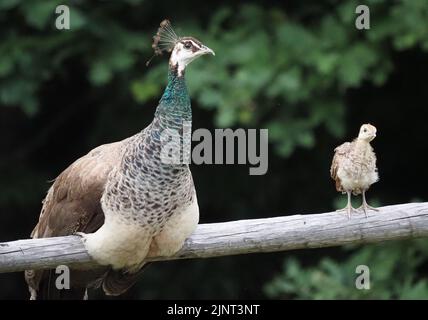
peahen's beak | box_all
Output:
[201,45,215,56]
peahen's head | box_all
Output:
[152,20,215,76]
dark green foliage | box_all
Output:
[3,1,428,154]
[265,239,428,299]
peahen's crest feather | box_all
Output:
[152,19,180,56]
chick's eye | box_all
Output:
[363,129,367,132]
[184,42,192,49]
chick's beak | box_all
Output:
[201,45,215,56]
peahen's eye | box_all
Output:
[184,42,192,49]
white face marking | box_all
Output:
[169,39,214,75]
[358,124,377,141]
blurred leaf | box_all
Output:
[131,81,160,103]
[69,7,87,30]
[89,62,112,85]
[265,239,428,299]
[0,0,20,9]
[21,0,60,30]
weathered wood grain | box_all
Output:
[1,202,427,273]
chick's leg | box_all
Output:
[358,190,379,217]
[336,191,354,219]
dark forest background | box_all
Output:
[1,0,428,299]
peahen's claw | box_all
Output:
[74,232,87,241]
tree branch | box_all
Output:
[1,202,428,273]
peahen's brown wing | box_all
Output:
[330,141,353,192]
[25,139,129,299]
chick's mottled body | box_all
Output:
[331,124,379,218]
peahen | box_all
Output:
[25,20,215,299]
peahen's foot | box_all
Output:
[74,232,88,242]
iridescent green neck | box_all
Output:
[155,64,191,121]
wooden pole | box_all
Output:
[1,202,428,273]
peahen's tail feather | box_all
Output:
[102,263,151,296]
